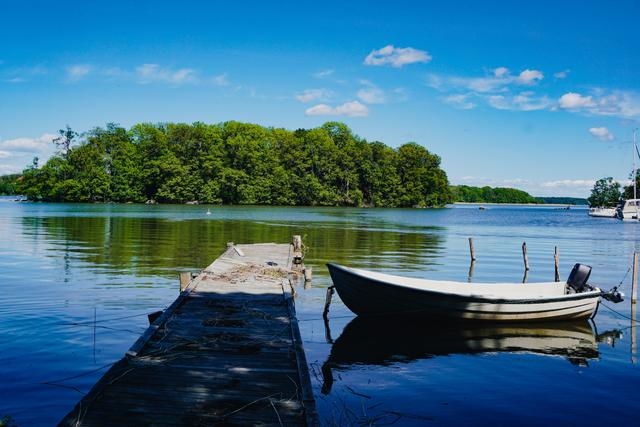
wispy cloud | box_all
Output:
[305,101,369,117]
[541,179,595,189]
[211,73,229,86]
[487,92,552,111]
[364,45,432,68]
[136,64,198,85]
[312,69,334,78]
[0,150,11,159]
[553,69,570,79]
[428,67,544,94]
[295,88,334,103]
[588,127,614,141]
[442,94,475,110]
[66,64,92,82]
[357,80,386,104]
[0,133,56,151]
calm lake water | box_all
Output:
[1,199,639,426]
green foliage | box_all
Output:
[17,121,452,207]
[451,185,540,204]
[588,177,621,207]
[536,197,588,205]
[0,174,19,195]
[623,169,640,200]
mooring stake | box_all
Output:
[554,246,560,282]
[468,237,476,261]
[522,242,530,271]
[323,286,335,319]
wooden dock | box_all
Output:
[59,241,317,426]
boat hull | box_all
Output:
[327,264,600,321]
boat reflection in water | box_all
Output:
[321,316,620,395]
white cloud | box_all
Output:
[136,64,198,85]
[516,69,544,85]
[364,45,432,68]
[313,69,334,78]
[66,64,92,82]
[487,92,551,111]
[494,67,509,77]
[357,80,386,104]
[542,179,595,188]
[0,133,56,151]
[428,67,544,97]
[558,92,595,109]
[0,151,11,159]
[588,127,614,141]
[554,69,570,79]
[442,94,475,109]
[0,164,23,175]
[305,101,369,117]
[211,73,229,86]
[295,88,333,103]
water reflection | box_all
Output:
[321,317,621,394]
[19,215,446,277]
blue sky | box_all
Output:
[1,0,638,197]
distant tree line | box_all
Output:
[0,174,19,195]
[450,185,540,204]
[536,196,588,205]
[16,121,452,207]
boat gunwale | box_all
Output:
[326,263,602,305]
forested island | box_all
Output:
[0,121,599,207]
[450,185,540,204]
[15,122,452,207]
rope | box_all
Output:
[600,302,640,323]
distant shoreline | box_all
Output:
[452,202,586,207]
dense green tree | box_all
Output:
[588,177,621,207]
[15,121,453,207]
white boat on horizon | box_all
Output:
[327,263,623,322]
[588,206,617,218]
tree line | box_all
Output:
[16,121,452,207]
[450,185,540,204]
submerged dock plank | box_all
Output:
[59,243,317,426]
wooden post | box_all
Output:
[323,286,335,319]
[304,266,312,282]
[179,272,191,292]
[467,260,475,283]
[632,252,638,304]
[468,238,476,261]
[522,242,530,271]
[554,246,560,282]
[292,235,303,264]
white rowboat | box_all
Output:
[326,263,621,321]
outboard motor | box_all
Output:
[567,263,592,292]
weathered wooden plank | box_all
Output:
[58,241,316,426]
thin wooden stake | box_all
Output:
[179,272,191,292]
[468,238,476,261]
[522,242,530,271]
[554,246,560,282]
[292,235,303,264]
[304,266,313,282]
[323,286,335,319]
[632,252,638,304]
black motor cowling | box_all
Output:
[567,263,592,292]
